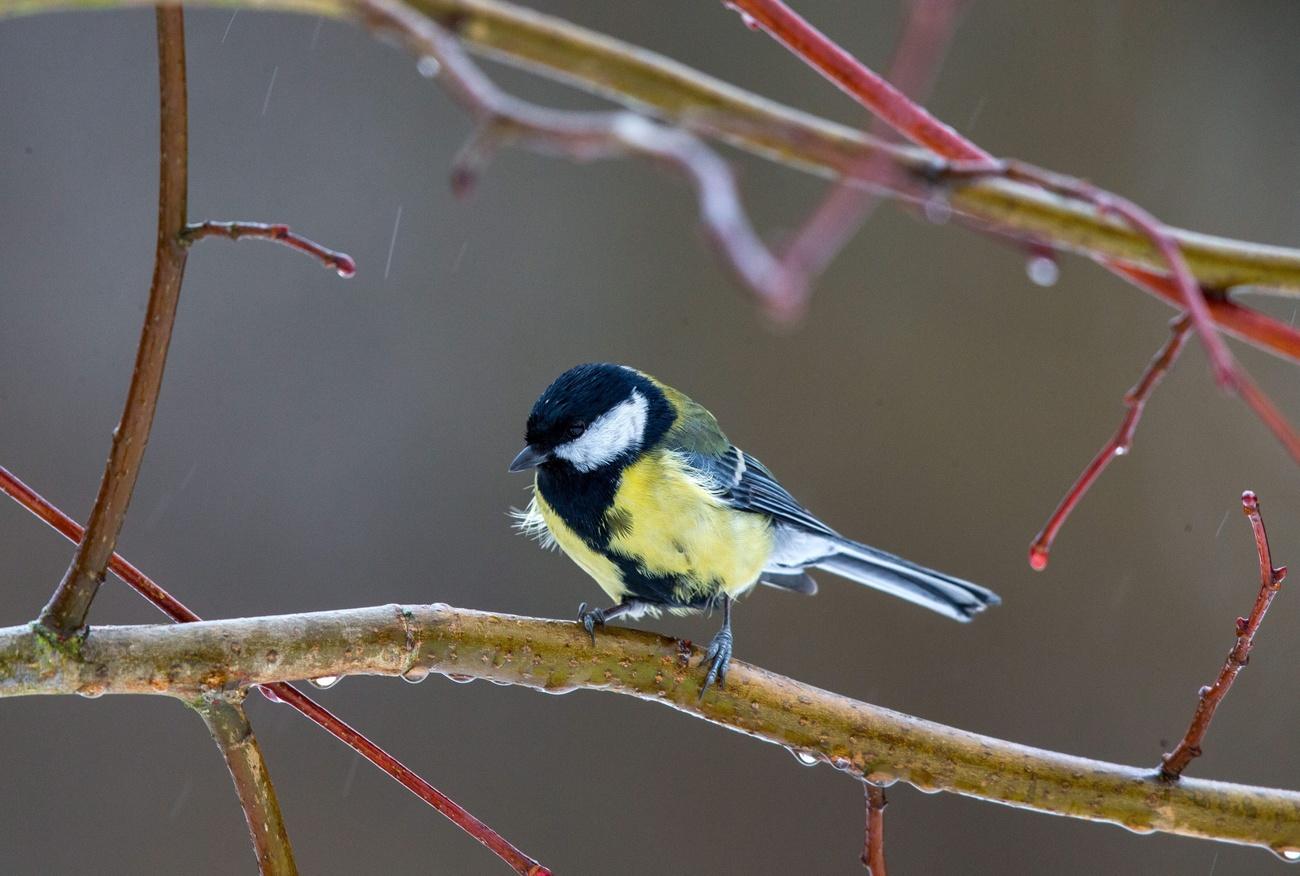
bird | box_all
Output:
[508,363,999,694]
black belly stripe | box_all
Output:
[610,555,718,609]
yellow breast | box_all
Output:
[533,450,774,608]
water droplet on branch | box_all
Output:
[309,675,341,689]
[1026,255,1059,287]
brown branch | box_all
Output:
[37,7,191,638]
[182,221,357,277]
[1029,315,1192,569]
[195,697,298,876]
[861,783,888,874]
[4,604,1300,857]
[0,464,549,876]
[357,0,789,308]
[1160,491,1288,781]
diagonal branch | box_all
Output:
[37,7,192,638]
[1160,491,1288,780]
[195,697,298,876]
[1029,315,1192,569]
[3,603,1300,857]
[0,463,548,876]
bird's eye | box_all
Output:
[567,421,586,439]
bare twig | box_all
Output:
[861,783,888,874]
[37,7,191,638]
[4,604,1300,856]
[0,464,548,876]
[357,0,789,307]
[1029,316,1192,569]
[182,221,357,277]
[1160,491,1288,781]
[195,697,298,876]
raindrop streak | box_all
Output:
[221,10,238,44]
[309,17,324,49]
[401,665,431,684]
[787,747,819,766]
[384,205,404,280]
[308,675,341,689]
[260,66,279,118]
[417,56,441,78]
[1026,255,1060,287]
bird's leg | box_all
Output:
[576,601,634,645]
[699,595,733,697]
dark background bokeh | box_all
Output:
[3,3,1300,873]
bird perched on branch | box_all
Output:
[509,363,999,693]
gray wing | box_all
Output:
[680,445,839,539]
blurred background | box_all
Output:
[3,2,1300,873]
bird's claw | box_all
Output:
[577,602,605,646]
[698,625,733,698]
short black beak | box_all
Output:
[508,444,550,472]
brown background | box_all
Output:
[3,2,1300,873]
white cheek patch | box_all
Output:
[554,390,648,472]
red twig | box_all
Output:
[727,0,991,163]
[725,2,1300,562]
[1159,491,1287,780]
[861,783,888,874]
[1028,315,1192,570]
[771,0,968,320]
[0,464,548,876]
[183,221,357,277]
[1113,264,1300,365]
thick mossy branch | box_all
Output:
[2,603,1298,857]
[3,0,1300,293]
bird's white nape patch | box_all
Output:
[553,389,648,472]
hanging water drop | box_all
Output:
[258,685,283,703]
[1026,255,1059,287]
[309,675,341,689]
[446,673,476,684]
[401,665,431,684]
[787,747,819,766]
[77,685,105,699]
[923,196,952,224]
[1112,445,1128,456]
[416,56,441,78]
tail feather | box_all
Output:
[815,539,999,622]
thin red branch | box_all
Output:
[1001,163,1236,391]
[771,0,967,320]
[38,6,191,638]
[183,221,357,277]
[1115,264,1300,463]
[0,464,548,876]
[1113,264,1300,365]
[861,783,888,874]
[357,0,787,308]
[1160,491,1287,780]
[726,0,992,163]
[1029,316,1192,570]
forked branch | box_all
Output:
[3,604,1300,858]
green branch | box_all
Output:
[3,0,1300,293]
[3,603,1299,859]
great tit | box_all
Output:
[509,363,999,693]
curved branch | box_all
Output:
[4,0,1300,298]
[37,6,190,637]
[194,697,298,876]
[3,604,1299,858]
